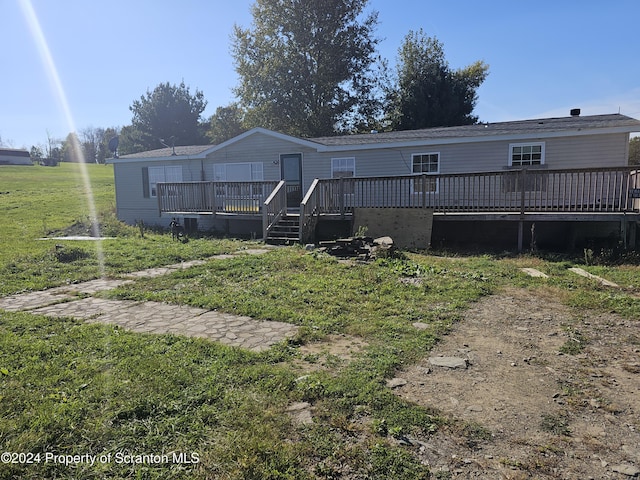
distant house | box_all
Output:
[107,113,640,249]
[0,148,32,165]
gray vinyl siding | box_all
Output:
[113,160,195,227]
[203,132,317,188]
[311,133,630,179]
[545,133,629,168]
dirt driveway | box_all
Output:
[394,286,640,479]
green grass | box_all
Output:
[0,163,252,295]
[0,163,114,262]
[2,163,640,478]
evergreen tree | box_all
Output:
[129,81,207,151]
[386,29,488,130]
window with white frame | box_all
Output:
[509,143,544,167]
[504,143,547,192]
[213,162,265,197]
[213,162,264,182]
[146,165,182,197]
[412,153,439,193]
[331,157,355,193]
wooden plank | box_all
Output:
[568,267,619,287]
[520,268,549,278]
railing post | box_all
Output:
[339,177,345,219]
[299,201,306,243]
[211,183,216,216]
[262,197,269,240]
[518,169,527,252]
[157,183,163,217]
[519,168,527,215]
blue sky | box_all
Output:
[2,0,639,149]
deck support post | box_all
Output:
[517,218,524,252]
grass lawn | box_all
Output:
[0,163,249,295]
[1,163,640,479]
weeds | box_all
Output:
[540,413,572,436]
[559,328,588,355]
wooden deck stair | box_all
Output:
[265,215,300,245]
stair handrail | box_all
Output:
[263,180,287,240]
[299,178,320,243]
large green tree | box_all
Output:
[386,29,489,130]
[232,0,381,137]
[129,81,207,151]
[206,104,246,144]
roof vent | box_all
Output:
[570,108,581,117]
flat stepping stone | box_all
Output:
[520,268,548,278]
[122,267,181,279]
[387,377,408,388]
[0,290,74,312]
[429,356,468,369]
[1,248,286,351]
[234,248,271,256]
[29,297,297,352]
[121,251,270,279]
[568,267,619,287]
[53,278,133,295]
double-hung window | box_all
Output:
[412,153,439,193]
[331,157,355,193]
[509,143,544,167]
[505,143,546,192]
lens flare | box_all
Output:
[19,0,105,276]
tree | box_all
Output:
[44,131,62,164]
[79,127,104,164]
[232,0,381,137]
[30,145,44,163]
[385,29,489,130]
[117,125,145,156]
[129,81,208,151]
[630,137,640,165]
[61,132,82,162]
[206,104,246,144]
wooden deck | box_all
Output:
[299,167,640,246]
[156,167,640,247]
[156,180,278,217]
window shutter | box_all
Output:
[142,167,149,198]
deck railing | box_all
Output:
[157,181,279,215]
[300,178,320,243]
[158,168,640,243]
[262,180,287,239]
[303,166,640,217]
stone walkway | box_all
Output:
[0,248,298,352]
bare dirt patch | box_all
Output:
[295,333,368,372]
[393,286,640,479]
